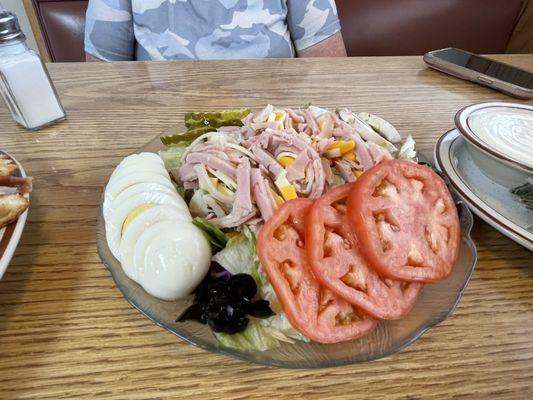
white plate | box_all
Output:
[0,151,29,280]
[434,129,532,251]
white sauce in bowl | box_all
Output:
[468,108,533,168]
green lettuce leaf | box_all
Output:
[212,226,260,279]
[215,318,280,351]
[192,217,229,249]
[260,313,310,343]
[159,143,190,171]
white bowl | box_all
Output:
[455,102,533,188]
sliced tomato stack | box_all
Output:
[306,184,423,320]
[258,199,377,344]
[258,160,460,344]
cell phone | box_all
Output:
[423,48,533,99]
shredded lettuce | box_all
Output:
[260,313,310,343]
[212,228,309,349]
[189,189,211,216]
[192,217,229,249]
[332,174,345,186]
[215,318,281,351]
[212,226,258,275]
[159,143,190,171]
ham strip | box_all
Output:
[317,113,335,139]
[349,133,374,170]
[335,160,357,183]
[303,109,319,135]
[316,137,335,155]
[321,159,334,186]
[251,146,284,178]
[254,129,325,198]
[286,150,310,182]
[366,142,386,164]
[212,158,255,228]
[251,168,276,221]
[308,159,326,198]
[333,122,355,136]
[285,108,305,123]
[181,153,237,180]
[254,104,274,123]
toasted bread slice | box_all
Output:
[0,194,29,227]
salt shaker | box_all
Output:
[0,10,66,130]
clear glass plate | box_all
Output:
[96,135,478,369]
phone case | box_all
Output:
[423,48,533,100]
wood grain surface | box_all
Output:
[0,56,532,400]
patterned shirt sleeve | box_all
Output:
[84,0,135,61]
[286,0,342,52]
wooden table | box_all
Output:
[0,55,532,400]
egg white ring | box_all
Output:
[119,205,191,282]
[106,191,191,260]
[134,220,211,301]
[108,163,169,190]
[104,182,181,222]
[103,171,176,223]
[109,152,164,180]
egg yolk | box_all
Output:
[122,204,155,235]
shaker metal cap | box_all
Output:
[0,10,26,44]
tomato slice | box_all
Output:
[347,160,460,282]
[258,199,377,343]
[306,184,422,319]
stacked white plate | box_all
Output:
[434,102,533,251]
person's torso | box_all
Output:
[131,0,295,60]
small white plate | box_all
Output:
[0,151,29,280]
[434,129,532,251]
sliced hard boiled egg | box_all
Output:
[108,159,168,189]
[103,181,179,222]
[276,151,297,168]
[103,171,176,222]
[121,204,155,234]
[134,220,211,301]
[267,109,287,130]
[111,182,188,216]
[106,191,191,260]
[109,152,164,181]
[119,205,191,282]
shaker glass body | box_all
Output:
[0,40,66,130]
